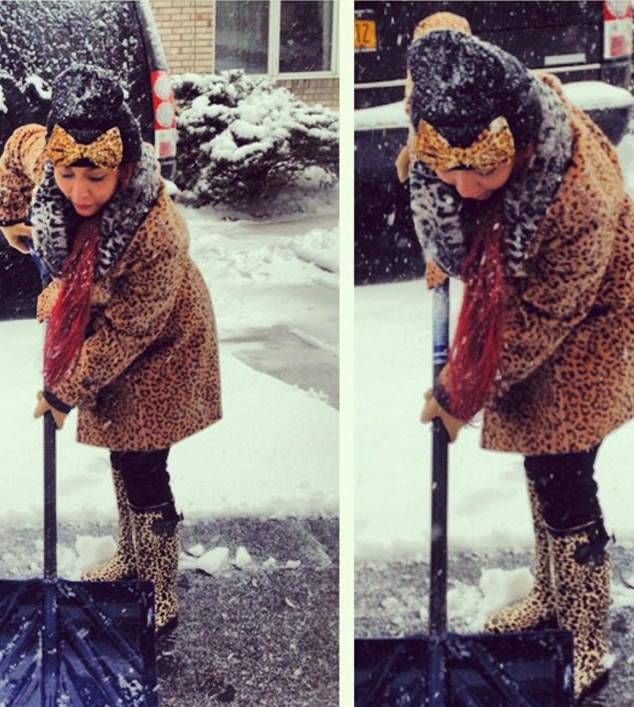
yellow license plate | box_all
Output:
[355,18,377,52]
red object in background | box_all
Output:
[151,71,177,159]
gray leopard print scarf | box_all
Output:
[30,144,160,279]
[409,74,573,279]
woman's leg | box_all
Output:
[111,448,175,514]
[81,467,137,581]
[525,445,611,700]
[484,476,556,632]
[112,448,182,634]
[524,445,603,532]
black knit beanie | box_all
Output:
[45,64,142,165]
[408,30,542,150]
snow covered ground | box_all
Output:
[0,190,339,578]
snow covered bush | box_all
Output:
[171,70,339,210]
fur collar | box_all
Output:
[31,145,160,279]
[409,74,573,279]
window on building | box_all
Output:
[215,0,336,76]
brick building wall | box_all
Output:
[276,78,339,110]
[149,0,214,74]
[148,0,339,110]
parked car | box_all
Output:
[354,0,634,284]
[0,0,177,319]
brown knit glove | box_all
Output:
[420,389,464,442]
[34,391,69,430]
[0,223,32,253]
[395,145,411,182]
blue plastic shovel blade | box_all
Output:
[0,577,158,707]
[355,629,575,707]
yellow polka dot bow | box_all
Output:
[46,125,124,170]
[414,116,515,172]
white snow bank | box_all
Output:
[0,205,339,550]
[355,101,408,130]
[354,79,634,130]
[0,319,338,529]
[562,80,634,111]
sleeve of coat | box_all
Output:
[0,124,47,224]
[50,209,188,410]
[37,279,62,322]
[493,186,616,397]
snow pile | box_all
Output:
[355,101,408,130]
[562,80,634,111]
[233,545,253,568]
[290,223,339,274]
[354,80,634,131]
[74,534,117,567]
[474,567,534,621]
[190,219,338,288]
[6,533,304,581]
[193,547,231,575]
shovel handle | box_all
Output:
[43,411,57,580]
[29,247,57,578]
[28,245,49,280]
[429,279,449,636]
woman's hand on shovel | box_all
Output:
[0,222,32,254]
[34,391,68,430]
[420,389,464,442]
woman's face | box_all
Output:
[435,158,515,201]
[53,165,120,217]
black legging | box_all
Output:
[524,444,602,530]
[110,448,177,516]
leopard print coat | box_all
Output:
[411,76,634,455]
[0,124,221,451]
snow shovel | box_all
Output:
[354,279,576,707]
[0,250,159,706]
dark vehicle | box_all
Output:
[0,0,177,319]
[354,1,634,284]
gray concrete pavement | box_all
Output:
[0,516,339,707]
[158,516,339,706]
[221,279,339,411]
[223,322,339,410]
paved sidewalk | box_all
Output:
[0,516,339,707]
[159,516,339,707]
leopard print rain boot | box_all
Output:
[81,469,137,581]
[549,519,611,702]
[485,479,557,632]
[131,504,181,634]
